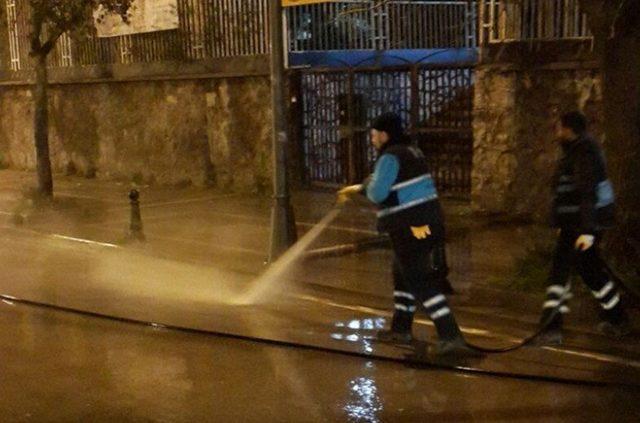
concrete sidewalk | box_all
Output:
[0,170,522,288]
[2,222,640,386]
[0,170,637,348]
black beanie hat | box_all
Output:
[371,112,404,141]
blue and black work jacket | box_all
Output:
[551,134,615,233]
[365,142,444,235]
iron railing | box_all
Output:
[2,0,270,72]
[480,0,592,44]
[287,1,478,52]
[3,0,481,75]
[299,64,474,195]
[3,0,480,74]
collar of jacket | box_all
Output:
[561,133,588,154]
[378,135,411,155]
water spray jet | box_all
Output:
[235,207,344,305]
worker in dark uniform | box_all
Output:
[338,112,469,355]
[536,111,631,345]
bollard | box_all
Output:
[128,189,145,242]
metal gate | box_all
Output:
[298,65,474,196]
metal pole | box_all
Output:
[128,189,145,242]
[268,0,297,263]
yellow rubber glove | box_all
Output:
[575,234,595,251]
[411,225,431,240]
[337,184,363,205]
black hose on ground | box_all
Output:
[465,256,639,354]
[462,305,562,354]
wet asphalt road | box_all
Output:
[2,302,640,423]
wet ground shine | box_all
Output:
[2,303,640,423]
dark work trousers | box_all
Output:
[388,227,461,341]
[542,229,626,330]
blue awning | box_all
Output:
[288,48,478,69]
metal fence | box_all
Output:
[480,0,591,43]
[3,0,481,74]
[287,1,478,52]
[5,0,26,71]
[298,64,474,195]
[3,0,270,71]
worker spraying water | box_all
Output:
[236,112,575,356]
[236,207,343,305]
[237,111,603,356]
[338,112,476,356]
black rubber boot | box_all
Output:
[431,314,482,357]
[532,311,564,346]
[598,308,632,338]
[597,321,632,338]
[437,277,455,295]
[531,329,563,347]
[376,329,413,344]
[391,309,414,333]
[431,334,482,357]
[432,335,465,355]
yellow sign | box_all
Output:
[282,0,336,6]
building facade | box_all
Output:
[0,0,604,218]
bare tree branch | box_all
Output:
[41,30,64,55]
[28,0,133,57]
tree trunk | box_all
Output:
[33,52,53,198]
